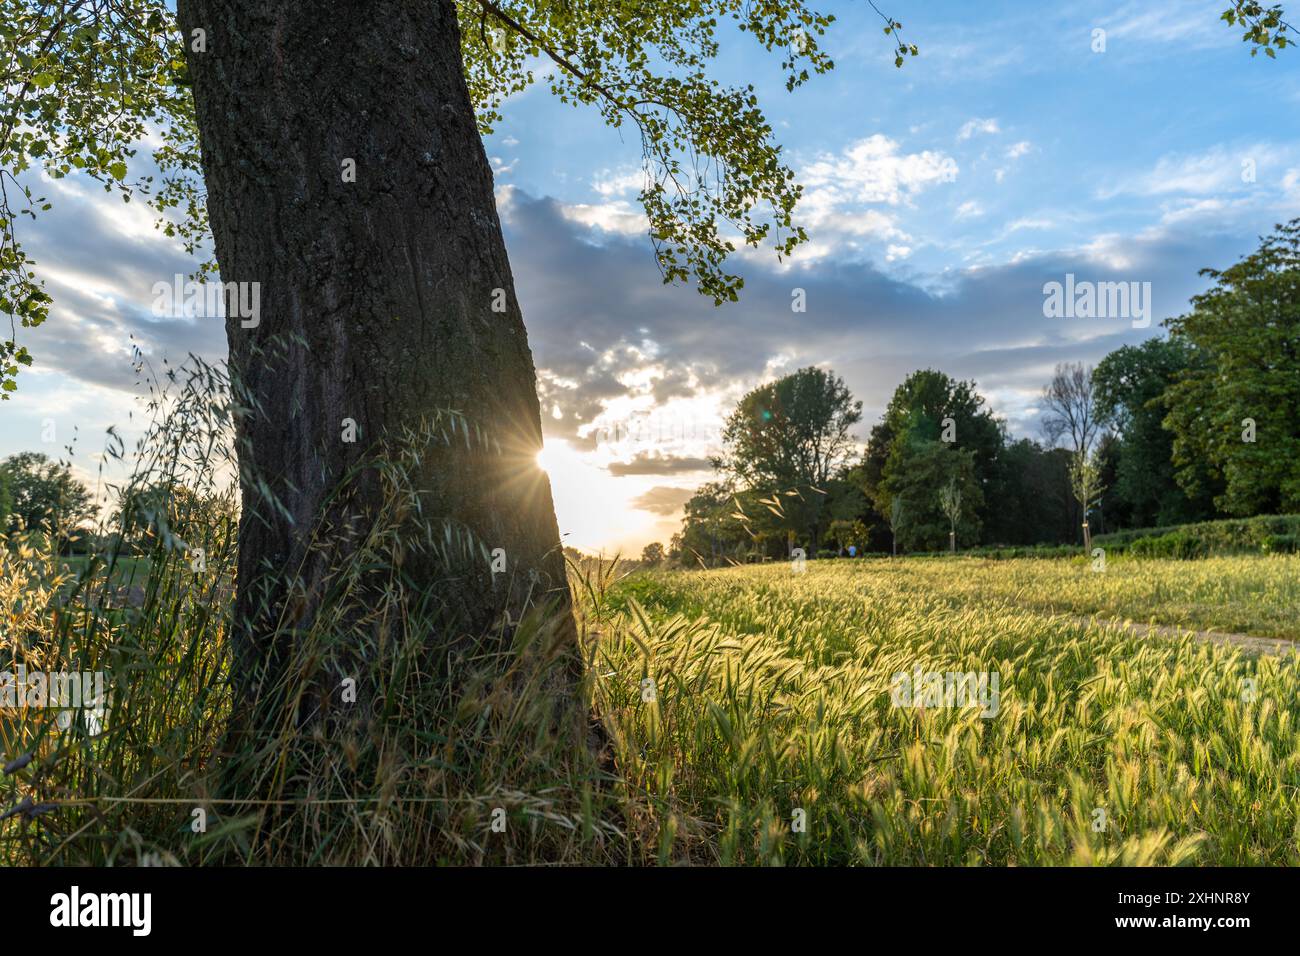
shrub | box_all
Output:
[1094,514,1300,558]
[1128,531,1205,559]
[1263,534,1299,554]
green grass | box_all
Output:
[56,554,151,590]
[588,556,1300,864]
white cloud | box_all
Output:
[1005,140,1032,159]
[558,200,648,235]
[954,200,985,220]
[801,134,958,207]
[592,167,647,197]
[1100,1,1229,49]
[1007,216,1054,232]
[1280,166,1300,199]
[1097,144,1285,199]
[957,117,1000,141]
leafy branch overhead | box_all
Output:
[1221,0,1293,56]
[0,0,202,397]
[459,0,851,305]
[0,0,918,398]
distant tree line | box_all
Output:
[672,219,1300,565]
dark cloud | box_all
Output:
[19,176,226,393]
[630,485,696,515]
[608,453,714,477]
[502,188,1260,439]
[13,175,1268,454]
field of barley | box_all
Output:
[6,533,1299,866]
[587,554,1300,865]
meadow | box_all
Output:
[3,537,1299,865]
[590,555,1300,864]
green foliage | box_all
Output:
[1221,1,1294,56]
[866,369,999,549]
[825,517,869,552]
[882,440,983,551]
[1127,530,1206,560]
[719,366,861,489]
[1093,338,1218,527]
[715,366,862,547]
[0,0,920,394]
[0,0,200,395]
[0,450,94,535]
[1093,513,1300,558]
[457,0,844,302]
[1163,219,1300,515]
[1263,533,1299,553]
[0,464,11,526]
[986,438,1075,546]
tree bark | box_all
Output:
[177,0,573,722]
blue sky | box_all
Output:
[2,0,1298,553]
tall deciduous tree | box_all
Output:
[717,366,862,549]
[865,369,1003,535]
[1041,362,1103,546]
[0,0,1290,734]
[1163,219,1300,515]
[176,0,581,714]
[0,451,94,533]
[1093,337,1218,527]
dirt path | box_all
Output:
[1070,615,1299,656]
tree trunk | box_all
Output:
[178,0,573,721]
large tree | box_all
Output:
[0,450,94,534]
[716,366,862,550]
[1163,219,1300,515]
[1093,337,1218,528]
[864,369,1003,537]
[1040,362,1103,546]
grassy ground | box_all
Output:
[587,555,1300,864]
[5,533,1299,865]
[57,554,151,580]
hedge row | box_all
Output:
[1091,514,1300,559]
